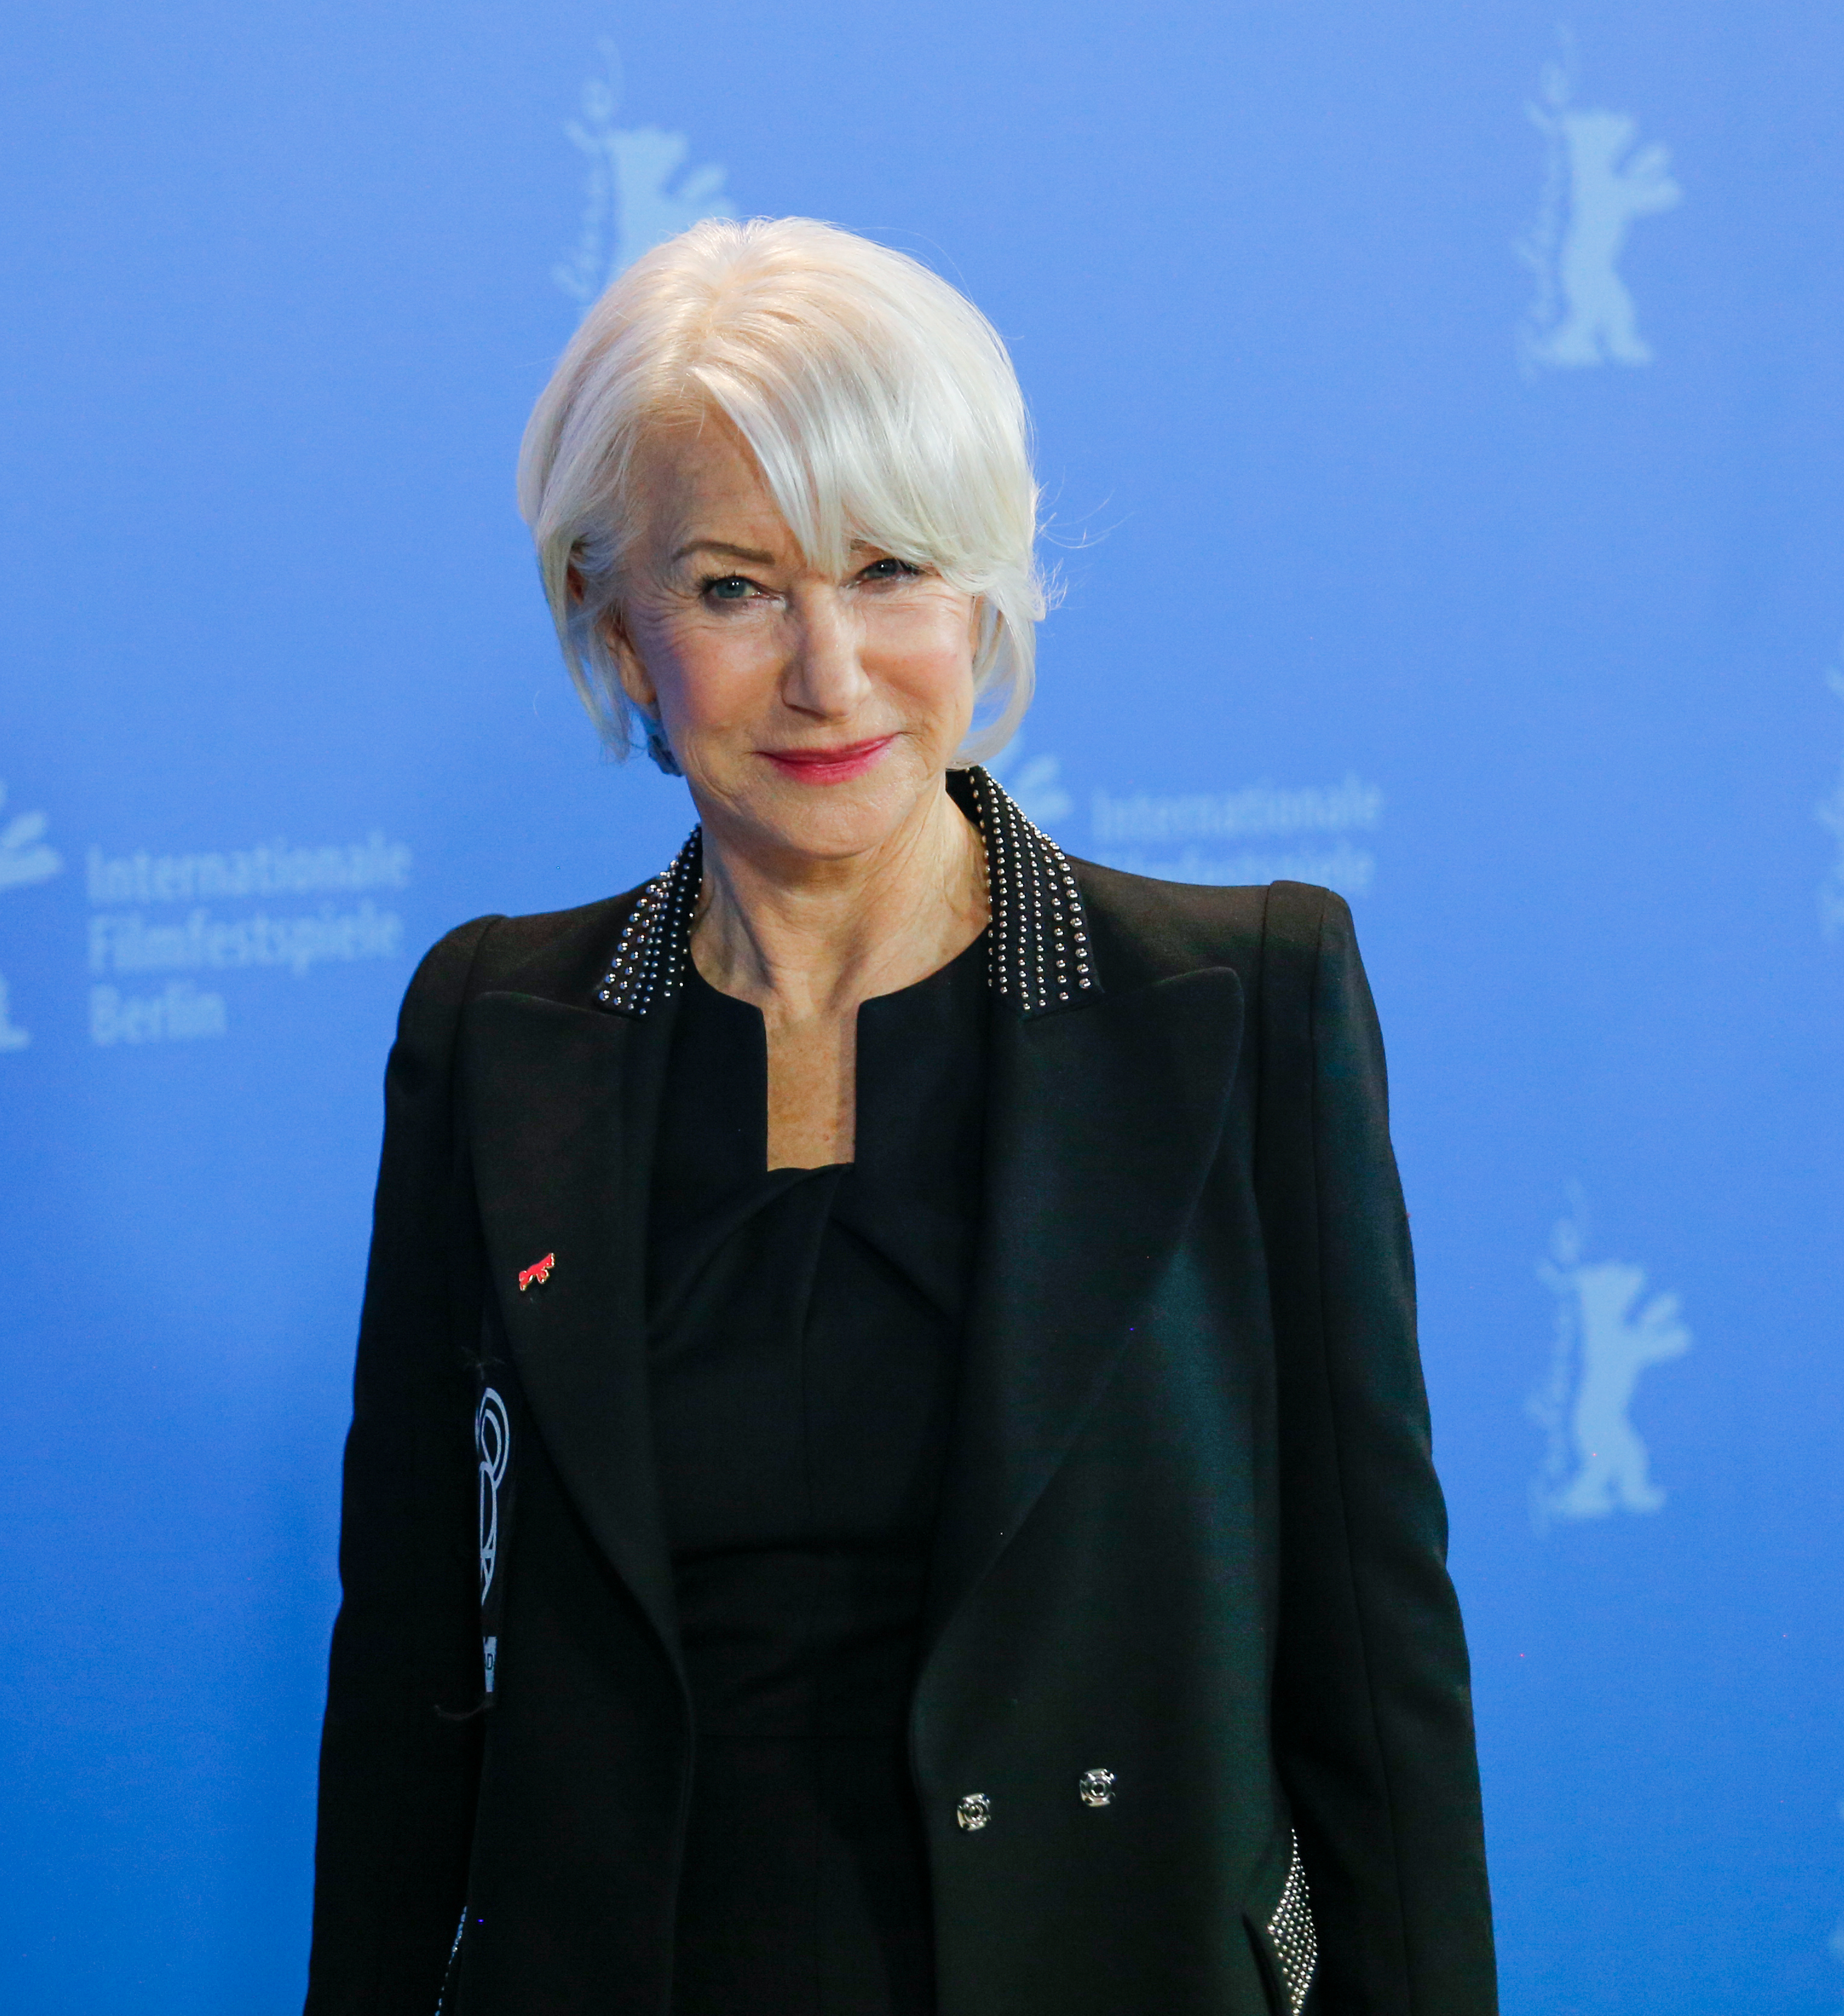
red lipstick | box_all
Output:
[761,735,894,785]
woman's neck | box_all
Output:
[690,781,989,1024]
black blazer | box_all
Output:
[306,772,1496,2016]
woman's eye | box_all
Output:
[705,575,754,602]
[861,557,921,582]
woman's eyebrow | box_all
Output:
[670,538,777,566]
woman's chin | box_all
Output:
[750,802,919,866]
[701,758,947,864]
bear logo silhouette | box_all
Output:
[1519,47,1681,371]
[553,39,733,312]
[1529,1196,1692,1528]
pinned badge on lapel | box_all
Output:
[517,1252,555,1293]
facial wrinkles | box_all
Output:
[612,416,977,855]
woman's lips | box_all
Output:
[760,735,895,784]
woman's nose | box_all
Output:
[782,588,871,717]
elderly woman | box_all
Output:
[306,218,1496,2016]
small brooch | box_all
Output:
[517,1253,555,1292]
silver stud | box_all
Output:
[955,1792,992,1832]
[1267,1832,1317,2014]
[595,834,701,1017]
[1078,1767,1116,1807]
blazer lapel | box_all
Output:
[924,967,1246,1647]
[459,988,681,1669]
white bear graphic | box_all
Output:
[1519,48,1682,371]
[1530,1200,1692,1527]
[554,41,733,310]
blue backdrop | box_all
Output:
[5,4,1842,2009]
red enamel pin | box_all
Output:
[518,1252,555,1293]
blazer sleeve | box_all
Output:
[1256,883,1497,2016]
[306,916,502,2014]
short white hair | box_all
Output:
[517,216,1045,765]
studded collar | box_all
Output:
[593,765,1099,1019]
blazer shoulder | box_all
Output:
[1258,877,1353,967]
[1255,881,1383,1052]
[1071,854,1275,992]
[409,886,652,1019]
[388,913,502,1078]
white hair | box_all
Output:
[517,216,1045,765]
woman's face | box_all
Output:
[607,409,980,868]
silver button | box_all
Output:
[1078,1767,1116,1808]
[955,1793,992,1832]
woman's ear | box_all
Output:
[603,604,659,714]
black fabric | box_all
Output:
[647,937,988,2016]
[305,868,1499,2016]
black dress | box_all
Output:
[646,930,990,2016]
